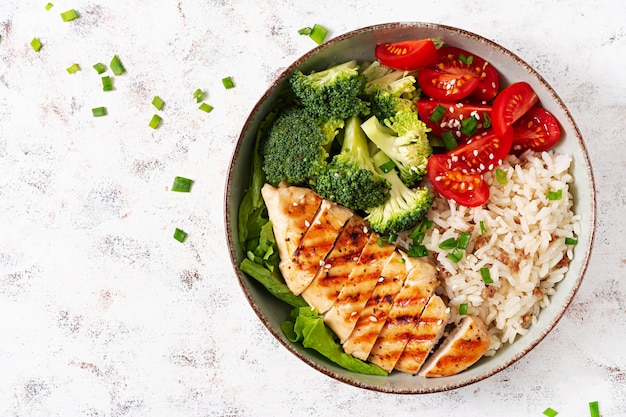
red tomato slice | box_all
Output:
[427,154,490,207]
[437,46,500,102]
[417,99,492,138]
[491,81,538,136]
[511,106,561,153]
[374,39,439,71]
[418,68,480,101]
[449,128,514,174]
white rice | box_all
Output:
[420,150,580,355]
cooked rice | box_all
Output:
[420,150,580,355]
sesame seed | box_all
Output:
[488,164,494,170]
[473,149,479,157]
[451,155,459,162]
[479,163,485,171]
[293,202,298,206]
[369,316,378,322]
[363,226,368,234]
[319,260,325,266]
[350,311,357,317]
[305,220,310,227]
[353,256,359,262]
[324,263,332,269]
[489,153,494,160]
[378,277,384,283]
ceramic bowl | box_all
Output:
[224,22,596,393]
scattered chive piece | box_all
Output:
[446,248,464,263]
[173,228,188,243]
[479,220,486,235]
[222,76,235,89]
[110,54,125,75]
[30,37,42,52]
[298,23,328,44]
[193,88,203,103]
[457,231,471,250]
[60,9,79,22]
[93,62,106,74]
[589,401,599,417]
[459,303,468,315]
[482,112,492,128]
[429,104,446,123]
[460,115,479,136]
[91,106,107,117]
[441,130,458,150]
[480,267,494,284]
[66,63,80,74]
[378,159,396,173]
[198,102,213,113]
[152,95,164,110]
[408,243,428,257]
[149,114,162,129]
[459,53,473,65]
[547,189,563,201]
[101,75,113,91]
[439,237,458,250]
[495,167,508,184]
[543,407,558,417]
[45,3,54,11]
[565,237,578,245]
[171,176,193,192]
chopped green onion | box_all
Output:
[298,23,328,44]
[542,407,558,417]
[479,220,486,235]
[66,63,80,74]
[460,115,479,136]
[547,189,563,201]
[198,102,213,113]
[152,95,165,110]
[60,9,79,22]
[193,88,203,103]
[589,401,599,417]
[171,176,193,192]
[457,231,471,250]
[482,112,491,128]
[222,76,235,89]
[480,267,494,284]
[110,55,125,75]
[173,228,188,243]
[378,159,396,173]
[93,62,106,74]
[495,167,508,184]
[441,130,458,150]
[378,233,397,245]
[429,104,447,123]
[101,75,113,91]
[45,3,54,11]
[565,237,578,245]
[30,37,42,52]
[91,106,107,117]
[408,243,429,257]
[459,303,468,315]
[439,237,458,250]
[149,114,162,129]
[459,53,473,65]
[446,248,464,263]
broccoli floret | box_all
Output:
[313,116,390,211]
[290,60,369,121]
[262,106,338,186]
[361,112,432,187]
[363,70,419,121]
[365,151,433,235]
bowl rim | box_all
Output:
[224,21,597,394]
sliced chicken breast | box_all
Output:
[323,234,396,343]
[342,250,412,360]
[418,315,491,378]
[282,199,353,295]
[300,215,371,313]
[367,260,439,372]
[393,295,450,374]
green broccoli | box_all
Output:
[313,116,390,211]
[363,69,419,121]
[361,112,432,187]
[290,60,369,121]
[365,151,433,235]
[261,106,338,186]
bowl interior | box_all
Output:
[225,22,596,393]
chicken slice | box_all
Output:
[282,199,353,295]
[341,250,412,360]
[418,315,491,378]
[300,215,370,313]
[367,260,439,372]
[323,233,396,343]
[393,295,450,374]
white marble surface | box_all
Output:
[1,0,624,416]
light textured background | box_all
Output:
[1,1,624,416]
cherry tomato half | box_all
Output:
[417,99,492,138]
[511,106,561,153]
[437,46,500,102]
[374,39,439,71]
[491,81,538,136]
[427,154,490,207]
[417,68,480,102]
[449,128,514,174]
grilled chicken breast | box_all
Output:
[367,260,439,372]
[323,234,396,343]
[418,315,490,378]
[300,215,371,314]
[342,250,412,360]
[393,294,449,374]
